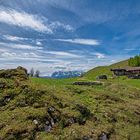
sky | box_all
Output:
[0,0,140,75]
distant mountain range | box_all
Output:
[50,71,84,79]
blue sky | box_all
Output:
[0,0,140,75]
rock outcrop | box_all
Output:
[0,66,28,80]
[72,81,103,86]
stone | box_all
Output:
[0,66,28,80]
[45,124,52,132]
[47,106,61,123]
[33,119,39,125]
[46,121,50,125]
[96,75,107,80]
[64,118,75,127]
[76,104,91,117]
[4,96,11,102]
[51,119,55,126]
[98,132,108,140]
[72,81,103,86]
[48,106,55,113]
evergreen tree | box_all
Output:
[35,70,40,77]
[30,68,34,77]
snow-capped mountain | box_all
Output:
[51,71,84,79]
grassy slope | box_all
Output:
[29,60,140,139]
[1,60,140,139]
[31,60,129,87]
[84,60,128,80]
[1,77,140,140]
[30,77,77,86]
[82,59,140,89]
[31,59,140,89]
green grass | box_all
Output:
[84,59,128,80]
[30,77,77,86]
[1,59,140,139]
[0,76,140,139]
[29,58,140,91]
[83,59,140,89]
[120,79,140,88]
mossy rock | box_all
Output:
[0,66,28,80]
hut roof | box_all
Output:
[111,67,140,71]
[125,67,140,71]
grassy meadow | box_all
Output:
[0,60,140,140]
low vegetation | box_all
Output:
[128,55,140,67]
[0,62,140,140]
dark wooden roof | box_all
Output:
[125,67,140,71]
[111,67,140,72]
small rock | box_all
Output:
[4,96,11,102]
[76,104,91,117]
[46,121,50,125]
[33,119,38,125]
[68,118,75,124]
[45,124,52,132]
[98,132,108,140]
[51,119,55,126]
[48,106,55,113]
[64,118,75,127]
[72,81,103,86]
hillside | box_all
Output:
[84,60,128,80]
[0,64,140,140]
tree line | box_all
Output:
[128,55,140,67]
[29,68,40,77]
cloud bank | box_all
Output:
[0,8,73,33]
[0,8,52,33]
[55,39,100,46]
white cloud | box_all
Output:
[94,53,105,59]
[0,48,8,52]
[55,39,100,46]
[3,35,27,41]
[47,51,80,57]
[50,21,74,31]
[0,51,40,58]
[0,42,43,50]
[23,52,40,57]
[0,50,75,76]
[0,8,74,33]
[3,35,43,46]
[0,8,53,33]
[111,59,116,62]
[1,52,16,57]
[36,41,42,46]
[11,44,43,50]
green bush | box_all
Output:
[128,55,140,66]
